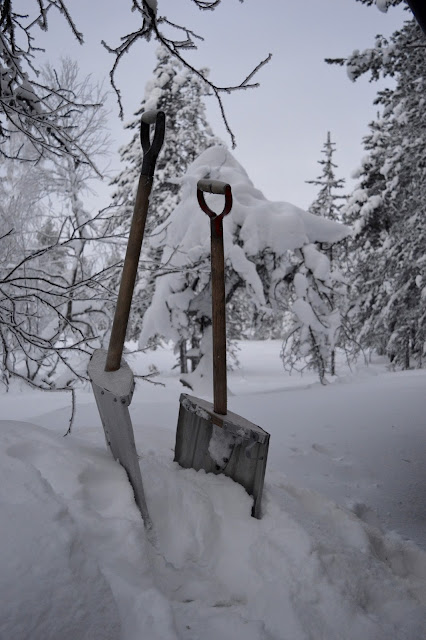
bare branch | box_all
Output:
[0,2,97,164]
[102,0,271,147]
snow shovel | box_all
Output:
[407,0,426,36]
[174,179,270,518]
[88,110,165,529]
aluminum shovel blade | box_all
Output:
[175,393,270,518]
[88,349,151,527]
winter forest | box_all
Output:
[2,0,425,398]
[1,1,426,639]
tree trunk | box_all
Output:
[310,327,326,384]
[404,331,410,370]
[179,339,188,374]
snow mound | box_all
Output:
[0,421,176,640]
[1,429,120,640]
[1,416,425,640]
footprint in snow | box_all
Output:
[312,443,345,462]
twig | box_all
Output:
[102,0,271,147]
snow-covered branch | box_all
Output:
[136,146,350,392]
[0,2,100,164]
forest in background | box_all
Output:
[1,0,425,403]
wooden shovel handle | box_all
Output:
[406,0,426,36]
[105,111,165,372]
[197,179,233,415]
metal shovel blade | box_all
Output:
[88,348,151,527]
[175,393,270,518]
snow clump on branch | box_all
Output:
[138,146,349,392]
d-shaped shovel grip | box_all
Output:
[140,110,166,178]
[197,179,233,415]
[104,110,165,372]
[197,179,233,237]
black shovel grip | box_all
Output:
[140,110,166,177]
[141,110,159,125]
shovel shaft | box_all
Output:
[211,218,227,415]
[105,110,165,373]
[105,175,153,372]
[197,179,232,415]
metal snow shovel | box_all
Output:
[174,179,270,518]
[88,109,165,528]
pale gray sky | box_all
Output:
[37,0,408,210]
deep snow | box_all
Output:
[1,341,425,639]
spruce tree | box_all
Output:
[306,132,345,222]
[283,132,348,379]
[108,45,221,350]
[138,146,349,392]
[330,10,426,368]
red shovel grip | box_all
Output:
[197,179,233,237]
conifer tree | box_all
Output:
[306,132,345,222]
[138,146,348,392]
[281,243,348,383]
[108,45,221,352]
[307,132,346,375]
[330,9,426,368]
[282,132,348,380]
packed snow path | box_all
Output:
[1,341,425,639]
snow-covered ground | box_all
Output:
[1,341,425,639]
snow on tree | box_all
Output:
[0,3,102,165]
[108,45,222,353]
[284,131,348,379]
[0,1,268,409]
[0,61,115,407]
[138,146,349,393]
[280,245,348,384]
[110,45,221,237]
[329,8,426,368]
[0,2,268,159]
[101,2,271,148]
[306,132,345,222]
[38,59,113,344]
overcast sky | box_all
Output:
[37,0,408,210]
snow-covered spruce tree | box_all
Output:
[281,245,347,384]
[306,132,345,223]
[290,131,347,378]
[138,146,349,393]
[343,116,392,360]
[110,46,220,236]
[108,45,221,367]
[329,5,426,368]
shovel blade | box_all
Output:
[175,393,269,518]
[88,349,151,527]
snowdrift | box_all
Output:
[2,347,426,640]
